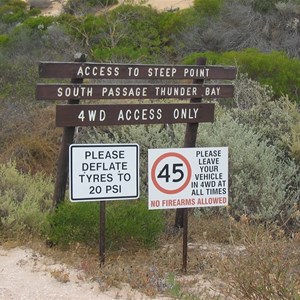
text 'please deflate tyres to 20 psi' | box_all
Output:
[69,144,140,201]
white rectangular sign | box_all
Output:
[69,144,139,201]
[148,147,228,209]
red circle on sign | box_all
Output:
[151,152,192,194]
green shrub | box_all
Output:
[93,46,150,61]
[106,200,165,249]
[0,34,8,46]
[194,0,224,17]
[0,161,53,237]
[184,49,300,102]
[251,0,283,13]
[290,121,300,163]
[196,109,300,223]
[58,14,104,48]
[21,15,55,31]
[47,199,165,249]
[232,74,300,158]
[87,0,117,5]
[0,0,27,24]
[91,4,169,62]
[0,56,38,102]
[64,0,117,15]
[46,201,99,247]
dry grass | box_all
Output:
[50,268,70,283]
[10,213,300,299]
[0,105,61,175]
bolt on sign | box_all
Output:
[148,147,228,210]
[69,144,139,201]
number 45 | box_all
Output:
[157,163,184,183]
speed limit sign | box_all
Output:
[148,147,228,209]
[151,152,192,195]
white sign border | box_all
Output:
[69,143,140,202]
[148,147,228,210]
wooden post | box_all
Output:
[175,57,206,228]
[53,53,86,206]
[175,57,206,272]
[182,207,188,272]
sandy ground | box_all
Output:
[28,0,193,16]
[124,0,193,10]
[0,246,171,300]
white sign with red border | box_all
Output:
[69,144,139,202]
[148,147,228,209]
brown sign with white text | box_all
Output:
[39,62,237,80]
[56,103,215,127]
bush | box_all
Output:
[0,161,53,238]
[194,0,224,17]
[91,4,170,62]
[64,0,117,15]
[0,0,27,24]
[184,49,300,102]
[0,34,8,46]
[0,104,61,175]
[46,201,99,247]
[231,74,300,158]
[93,46,151,62]
[21,15,55,31]
[219,223,300,299]
[196,107,300,224]
[47,199,165,249]
[106,200,165,249]
[251,0,282,13]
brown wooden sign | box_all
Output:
[56,103,215,127]
[39,62,237,80]
[36,84,234,100]
[37,57,236,269]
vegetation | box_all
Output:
[47,200,164,249]
[0,0,300,298]
[0,161,53,238]
[184,49,300,102]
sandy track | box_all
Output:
[0,246,170,300]
[27,0,193,16]
[142,0,192,10]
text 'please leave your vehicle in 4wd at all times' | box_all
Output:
[148,147,228,210]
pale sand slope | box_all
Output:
[25,0,194,16]
[0,246,171,300]
[142,0,193,10]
